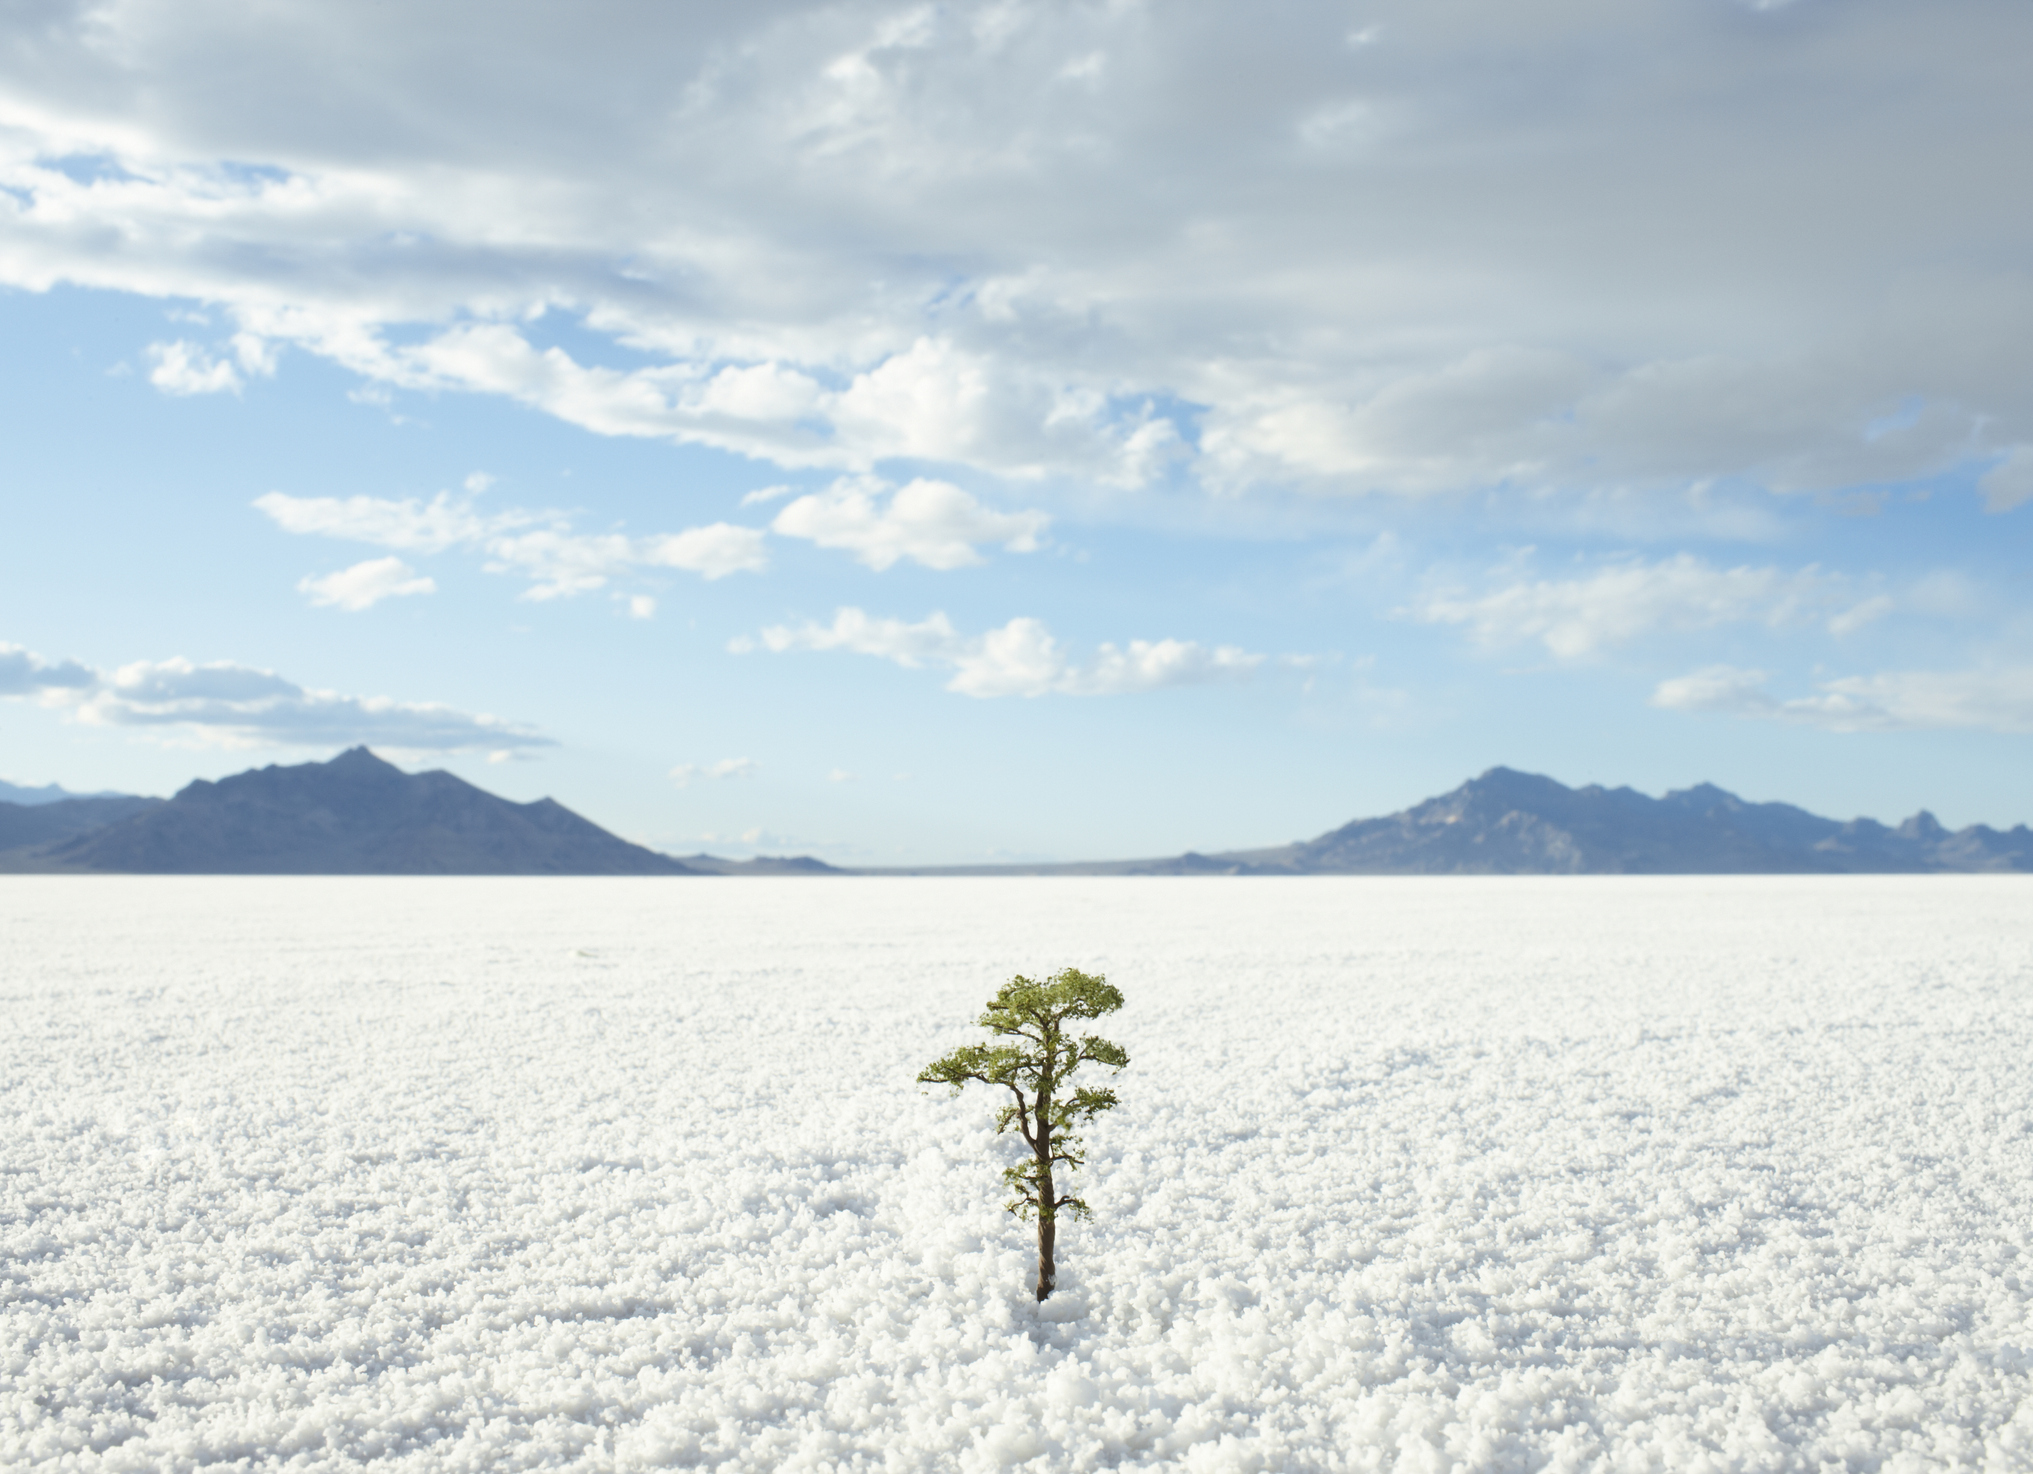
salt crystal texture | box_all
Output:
[4,876,2033,1470]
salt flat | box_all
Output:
[4,876,2033,1472]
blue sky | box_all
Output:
[3,0,2030,861]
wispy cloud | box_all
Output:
[1653,664,2033,735]
[298,557,436,611]
[741,608,1265,698]
[483,524,768,598]
[1980,449,2033,514]
[253,489,532,553]
[255,489,766,601]
[670,758,758,787]
[1410,555,1886,659]
[0,641,548,752]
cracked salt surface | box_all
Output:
[4,876,2033,1471]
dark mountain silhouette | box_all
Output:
[678,853,846,875]
[11,757,2023,876]
[1194,767,2032,874]
[47,747,697,875]
[0,794,165,857]
[857,767,2031,875]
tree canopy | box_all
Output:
[919,967,1127,1298]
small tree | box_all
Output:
[918,967,1128,1301]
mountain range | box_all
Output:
[0,777,124,806]
[0,794,166,860]
[4,747,692,874]
[860,767,2033,875]
[1156,766,2031,875]
[0,754,2026,875]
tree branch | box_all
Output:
[1005,1082,1036,1148]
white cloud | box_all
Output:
[1411,555,1871,659]
[297,557,436,611]
[145,340,239,396]
[480,531,639,601]
[484,523,767,599]
[255,491,766,599]
[749,607,1265,698]
[1826,595,1894,638]
[1650,666,1779,718]
[253,490,526,553]
[670,758,759,787]
[626,595,657,620]
[770,476,1049,571]
[639,525,772,579]
[1069,638,1265,697]
[7,3,2029,505]
[0,643,97,696]
[0,643,549,751]
[232,332,279,378]
[1652,664,2033,735]
[946,618,1068,699]
[756,608,962,668]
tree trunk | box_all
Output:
[1040,1179,1057,1293]
[1035,1141,1057,1300]
[1034,1057,1059,1301]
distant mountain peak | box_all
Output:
[1467,765,1556,789]
[49,747,696,875]
[1662,782,1739,806]
[0,776,138,807]
[1458,766,1582,802]
[1274,768,2027,875]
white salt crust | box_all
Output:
[4,876,2033,1471]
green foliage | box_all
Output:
[918,967,1128,1224]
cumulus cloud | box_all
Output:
[770,476,1049,571]
[670,758,758,787]
[297,557,436,611]
[0,643,549,751]
[255,490,766,600]
[747,607,1264,698]
[5,2,2030,506]
[1411,555,1882,659]
[143,333,275,396]
[145,339,240,395]
[1652,664,2033,734]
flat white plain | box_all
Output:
[5,876,2033,1472]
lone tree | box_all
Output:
[918,967,1128,1301]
